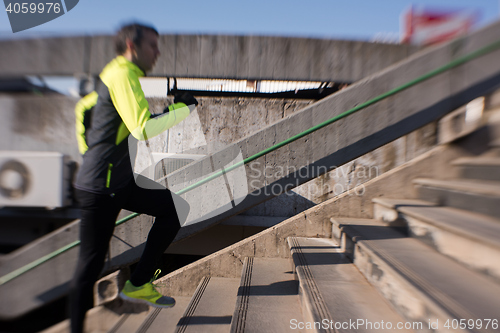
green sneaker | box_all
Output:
[119,270,175,308]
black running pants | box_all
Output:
[69,177,188,333]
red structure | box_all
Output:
[401,6,478,45]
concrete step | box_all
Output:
[230,257,302,333]
[452,156,500,181]
[105,296,191,333]
[437,100,484,145]
[373,198,500,282]
[173,277,239,333]
[107,310,152,333]
[41,304,124,333]
[129,296,191,333]
[372,198,437,227]
[331,217,500,333]
[287,237,413,333]
[413,178,500,218]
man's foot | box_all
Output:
[119,271,175,308]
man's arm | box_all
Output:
[75,91,98,154]
[106,70,192,141]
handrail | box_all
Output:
[1,38,500,286]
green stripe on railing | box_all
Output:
[1,38,500,287]
[0,241,80,285]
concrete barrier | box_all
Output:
[0,34,417,82]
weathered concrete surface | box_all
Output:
[333,217,500,332]
[0,91,436,218]
[151,142,474,297]
[0,36,90,76]
[146,96,438,217]
[0,211,263,319]
[0,209,152,319]
[0,35,418,81]
[61,124,496,332]
[0,93,81,163]
[40,303,124,333]
[46,93,500,333]
[2,20,500,319]
[170,19,500,241]
[290,121,437,206]
[43,136,481,332]
[135,97,314,172]
[438,98,485,144]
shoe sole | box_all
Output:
[119,292,175,308]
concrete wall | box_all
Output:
[140,96,438,219]
[0,35,418,81]
[0,93,81,163]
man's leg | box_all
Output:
[121,177,189,286]
[69,190,121,333]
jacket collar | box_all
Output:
[115,55,145,77]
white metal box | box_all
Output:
[0,151,71,208]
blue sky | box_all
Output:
[1,0,499,40]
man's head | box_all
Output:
[115,23,160,73]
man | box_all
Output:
[71,23,196,333]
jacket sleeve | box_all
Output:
[75,91,98,154]
[106,69,191,141]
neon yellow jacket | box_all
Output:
[74,56,192,193]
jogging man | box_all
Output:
[70,23,196,333]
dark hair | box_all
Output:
[114,23,159,55]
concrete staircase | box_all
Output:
[71,113,500,333]
[5,19,500,322]
[90,244,412,333]
[330,152,500,332]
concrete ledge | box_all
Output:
[0,34,418,81]
[95,267,130,306]
[220,215,287,227]
[0,36,90,76]
[438,99,485,144]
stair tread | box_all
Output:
[175,277,239,333]
[372,197,436,209]
[124,296,191,333]
[289,237,413,333]
[108,311,151,333]
[452,156,500,166]
[331,217,378,226]
[335,218,500,322]
[232,258,302,333]
[490,138,500,147]
[397,204,500,249]
[413,178,500,197]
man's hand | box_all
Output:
[174,92,198,107]
[160,91,199,115]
